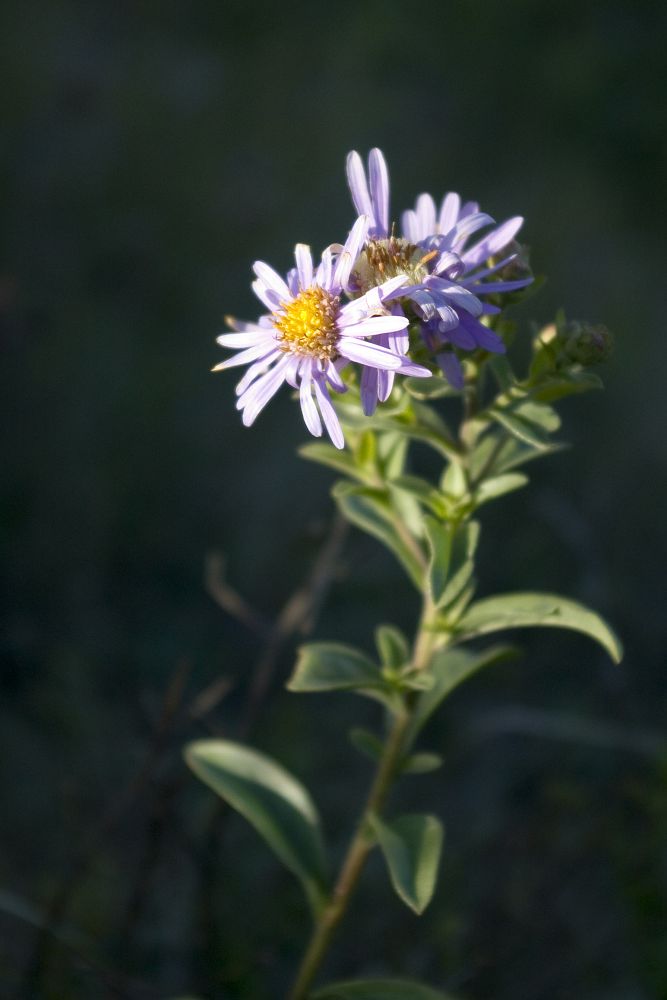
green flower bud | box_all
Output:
[562,321,614,366]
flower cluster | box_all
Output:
[217,149,532,448]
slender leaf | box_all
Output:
[440,460,467,498]
[312,978,458,999]
[531,371,603,403]
[400,752,444,774]
[404,375,452,399]
[474,472,528,506]
[490,406,552,448]
[299,442,375,485]
[375,625,410,670]
[288,642,398,710]
[349,727,384,762]
[434,521,480,611]
[423,517,453,605]
[185,740,328,912]
[288,642,381,693]
[370,813,444,914]
[390,475,446,517]
[333,482,424,588]
[454,592,623,663]
[407,645,518,740]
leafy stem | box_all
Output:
[287,606,439,1000]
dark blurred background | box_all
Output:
[1,1,666,997]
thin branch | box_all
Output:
[205,551,270,635]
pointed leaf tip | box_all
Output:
[455,592,622,663]
[184,739,328,912]
[371,813,444,915]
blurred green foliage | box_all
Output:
[1,0,666,997]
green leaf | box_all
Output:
[349,727,384,762]
[370,813,444,914]
[289,643,400,711]
[424,520,480,611]
[375,625,410,670]
[407,645,518,740]
[454,592,623,663]
[530,371,603,403]
[490,405,552,449]
[400,751,444,774]
[404,375,452,399]
[440,460,468,498]
[298,442,375,485]
[390,475,446,517]
[333,482,424,588]
[423,516,453,605]
[474,472,528,506]
[288,642,381,693]
[185,740,328,912]
[488,355,516,392]
[340,400,459,461]
[469,431,566,479]
[312,978,458,999]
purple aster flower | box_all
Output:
[215,215,430,448]
[346,149,533,389]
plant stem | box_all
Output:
[287,608,437,1000]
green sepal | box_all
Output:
[406,645,519,742]
[312,978,459,999]
[184,740,328,914]
[454,591,623,663]
[370,812,444,915]
[332,482,424,588]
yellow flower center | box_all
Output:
[353,237,435,293]
[272,287,340,360]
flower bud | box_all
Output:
[562,321,613,366]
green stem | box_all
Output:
[287,609,438,1000]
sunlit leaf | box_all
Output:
[185,740,328,912]
[299,442,375,485]
[474,472,528,506]
[454,592,623,663]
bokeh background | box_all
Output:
[2,1,666,997]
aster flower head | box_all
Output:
[346,148,534,390]
[215,215,430,449]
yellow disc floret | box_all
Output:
[272,287,340,361]
[353,236,435,293]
